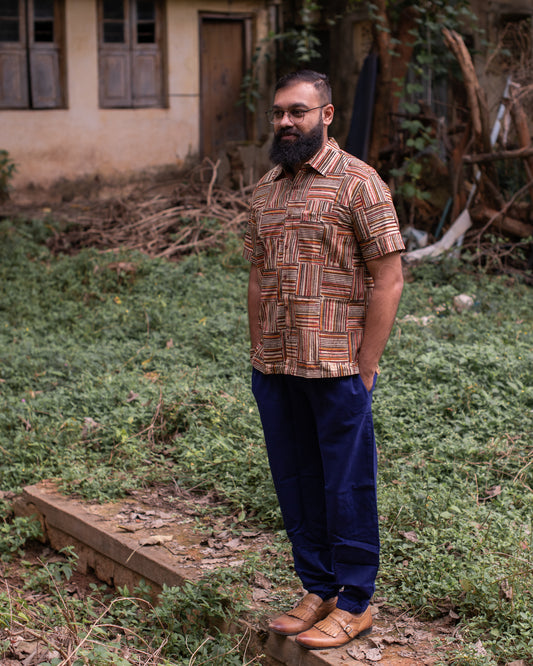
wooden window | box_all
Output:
[0,0,64,109]
[98,0,165,108]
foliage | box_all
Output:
[0,499,42,561]
[377,257,533,662]
[0,218,532,662]
[239,45,265,113]
[2,546,259,665]
[385,0,481,209]
[243,0,482,210]
[239,0,323,112]
[0,150,16,202]
[283,0,323,65]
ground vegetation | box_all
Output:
[0,195,531,664]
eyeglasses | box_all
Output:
[266,105,326,124]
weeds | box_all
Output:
[0,149,16,201]
[0,218,532,662]
[2,547,261,665]
[0,499,42,561]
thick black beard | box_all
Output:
[269,120,324,171]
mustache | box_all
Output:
[276,127,302,138]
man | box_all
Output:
[243,70,404,650]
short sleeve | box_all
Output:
[350,172,405,262]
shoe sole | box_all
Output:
[296,626,372,650]
[269,627,307,636]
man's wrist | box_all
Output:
[358,360,376,377]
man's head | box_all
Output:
[268,70,334,172]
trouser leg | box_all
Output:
[251,369,338,600]
[305,374,379,614]
[252,370,380,614]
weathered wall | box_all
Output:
[0,0,271,188]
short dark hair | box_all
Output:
[274,70,332,105]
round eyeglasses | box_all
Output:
[266,105,326,124]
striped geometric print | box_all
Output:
[244,138,404,378]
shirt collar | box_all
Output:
[307,138,339,176]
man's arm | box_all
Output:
[357,252,404,391]
[247,264,262,349]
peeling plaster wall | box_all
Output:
[0,0,270,188]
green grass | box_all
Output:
[0,217,532,664]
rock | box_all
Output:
[453,294,474,313]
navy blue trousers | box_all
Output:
[252,369,379,614]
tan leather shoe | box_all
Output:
[295,606,372,649]
[268,593,338,636]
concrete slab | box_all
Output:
[14,480,205,594]
[14,481,450,665]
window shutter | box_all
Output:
[131,0,163,107]
[98,0,132,107]
[0,47,29,107]
[132,47,160,107]
[29,44,61,107]
[98,0,164,108]
[99,49,132,107]
[0,0,29,108]
[26,0,64,108]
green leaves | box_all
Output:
[0,150,16,202]
[0,513,42,561]
[376,260,533,662]
[1,218,532,662]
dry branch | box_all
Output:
[442,28,490,149]
[46,159,253,259]
[442,28,505,210]
[509,85,533,200]
[472,206,533,239]
[463,145,533,164]
[471,176,533,242]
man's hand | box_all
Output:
[359,367,376,392]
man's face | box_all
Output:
[269,81,333,171]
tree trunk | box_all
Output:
[509,86,533,187]
[368,0,392,166]
[442,29,491,152]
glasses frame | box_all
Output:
[266,105,327,125]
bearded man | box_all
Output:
[243,70,404,650]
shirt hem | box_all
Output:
[250,359,360,379]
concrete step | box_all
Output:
[14,481,448,665]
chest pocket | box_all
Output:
[296,211,326,262]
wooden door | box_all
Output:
[200,16,247,158]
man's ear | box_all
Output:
[323,104,334,127]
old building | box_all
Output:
[0,0,275,187]
[2,1,531,190]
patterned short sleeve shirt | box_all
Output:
[243,138,404,378]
